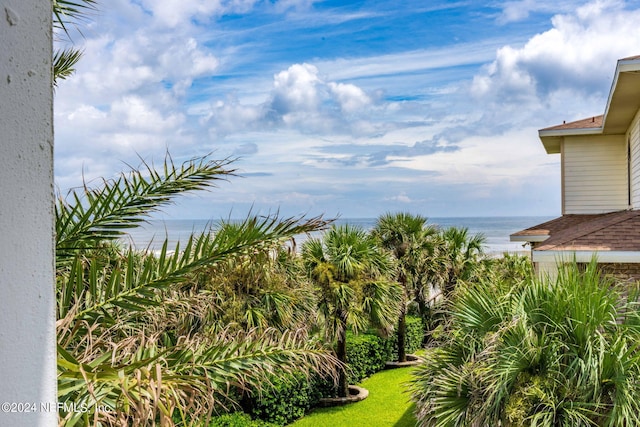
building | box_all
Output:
[511,55,640,279]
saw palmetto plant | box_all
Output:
[411,260,640,427]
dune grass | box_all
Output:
[291,366,417,427]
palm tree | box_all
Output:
[193,232,316,333]
[439,226,486,295]
[372,212,438,362]
[302,224,402,398]
[55,155,340,426]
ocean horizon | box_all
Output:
[120,216,554,255]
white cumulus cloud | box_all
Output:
[473,0,640,102]
[328,82,372,114]
[271,63,322,114]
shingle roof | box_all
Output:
[512,211,640,251]
[540,115,603,132]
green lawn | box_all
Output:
[291,366,417,427]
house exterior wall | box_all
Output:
[598,262,640,282]
[0,2,57,426]
[629,109,640,208]
[535,261,640,283]
[562,135,628,214]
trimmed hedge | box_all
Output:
[245,372,321,426]
[208,412,279,427]
[346,332,393,384]
[390,315,424,359]
[405,315,424,353]
[247,317,425,424]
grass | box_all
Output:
[291,366,417,427]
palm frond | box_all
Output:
[58,212,330,328]
[53,47,83,86]
[56,155,236,264]
[57,329,340,426]
[412,261,640,426]
[53,0,97,34]
[52,0,97,86]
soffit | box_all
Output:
[602,70,640,134]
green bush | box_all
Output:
[346,332,394,384]
[405,315,424,353]
[306,323,424,401]
[208,412,279,427]
[389,315,423,359]
[246,372,321,425]
[311,332,393,398]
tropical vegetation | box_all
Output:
[55,156,340,426]
[412,259,640,426]
[438,226,486,296]
[50,142,494,424]
[371,212,438,362]
[301,224,403,397]
[53,3,640,426]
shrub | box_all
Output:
[246,372,321,425]
[306,327,419,401]
[310,331,393,398]
[346,332,394,384]
[411,261,640,426]
[208,412,279,427]
[404,315,424,353]
[388,315,423,359]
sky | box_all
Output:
[54,0,640,220]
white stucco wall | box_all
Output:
[0,1,57,426]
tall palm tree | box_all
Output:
[440,226,486,295]
[372,212,438,362]
[302,224,402,397]
[56,155,340,426]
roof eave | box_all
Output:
[538,128,602,154]
[602,58,640,134]
[510,234,550,243]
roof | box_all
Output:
[539,115,603,132]
[538,55,640,154]
[510,211,640,252]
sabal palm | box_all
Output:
[56,155,339,426]
[440,226,486,294]
[372,212,437,362]
[302,224,401,397]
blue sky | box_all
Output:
[55,0,640,219]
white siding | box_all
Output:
[630,109,640,208]
[562,135,628,214]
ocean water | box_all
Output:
[120,216,554,255]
